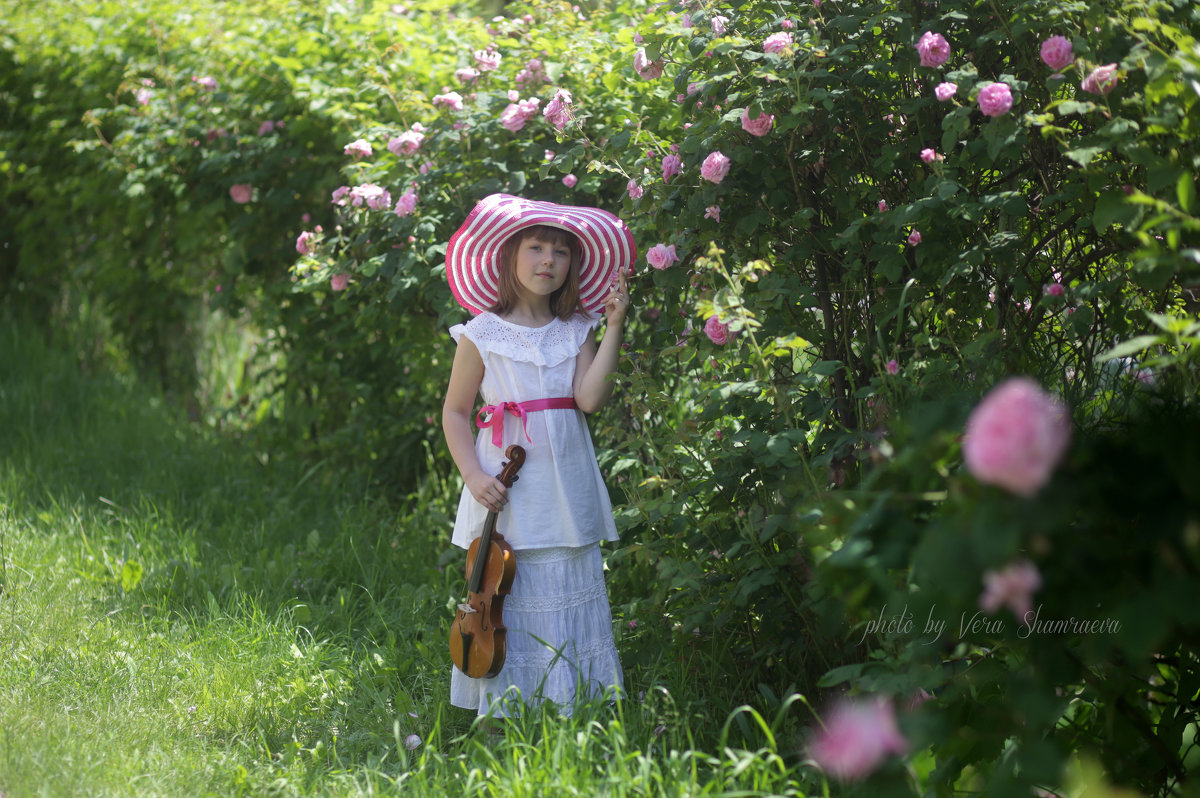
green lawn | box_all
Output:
[0,319,813,796]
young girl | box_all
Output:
[442,193,634,719]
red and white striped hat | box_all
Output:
[445,193,636,315]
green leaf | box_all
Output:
[1093,190,1138,231]
[1065,146,1104,167]
[120,560,144,592]
[1095,335,1162,363]
[1177,173,1196,213]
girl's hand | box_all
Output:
[602,267,630,325]
[465,470,508,513]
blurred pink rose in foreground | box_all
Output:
[977,82,1014,116]
[704,315,729,345]
[915,31,951,67]
[934,82,958,101]
[700,151,731,183]
[330,274,350,291]
[980,559,1042,619]
[1081,63,1119,95]
[193,75,219,91]
[741,108,775,136]
[1040,35,1074,72]
[809,697,908,782]
[229,184,253,204]
[646,243,679,270]
[963,377,1071,496]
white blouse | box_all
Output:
[448,312,620,550]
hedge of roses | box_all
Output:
[5,0,1200,793]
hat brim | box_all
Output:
[446,193,637,315]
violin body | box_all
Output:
[449,445,525,679]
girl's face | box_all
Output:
[512,233,572,302]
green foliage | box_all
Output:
[5,0,1200,793]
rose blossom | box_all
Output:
[344,139,373,159]
[962,377,1071,496]
[704,316,729,345]
[562,174,577,188]
[394,188,418,217]
[907,229,921,246]
[193,75,219,91]
[763,32,793,54]
[474,48,501,71]
[700,151,730,183]
[1081,63,1119,95]
[350,183,391,210]
[704,205,721,222]
[1044,282,1065,297]
[296,230,315,255]
[877,199,888,212]
[455,67,480,84]
[809,697,908,782]
[661,153,683,183]
[741,108,775,137]
[920,148,937,164]
[499,97,541,132]
[387,126,425,156]
[433,91,464,111]
[229,184,253,203]
[711,15,729,35]
[886,359,899,375]
[634,49,664,80]
[915,32,951,67]
[331,186,350,206]
[646,243,679,270]
[979,560,1042,619]
[977,82,1014,117]
[543,88,574,131]
[330,273,350,291]
[1040,36,1073,72]
[136,88,153,105]
[934,82,958,101]
[627,179,644,200]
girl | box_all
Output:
[442,193,634,719]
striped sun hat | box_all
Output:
[445,193,637,315]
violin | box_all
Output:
[449,444,525,679]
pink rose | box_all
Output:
[330,273,350,291]
[711,15,729,35]
[1081,63,1119,95]
[915,31,951,67]
[296,230,315,255]
[920,148,937,163]
[543,88,574,131]
[934,82,958,101]
[763,32,793,54]
[394,187,418,217]
[634,49,664,80]
[627,179,644,200]
[349,183,390,210]
[1044,282,1065,297]
[963,377,1071,496]
[500,98,540,132]
[704,316,729,345]
[704,205,721,222]
[977,82,1014,117]
[344,139,373,159]
[331,186,350,206]
[646,243,679,270]
[562,174,577,188]
[782,18,794,29]
[433,91,464,111]
[886,359,899,375]
[257,120,276,136]
[979,560,1042,619]
[877,199,888,212]
[740,107,775,137]
[474,48,502,71]
[809,697,908,783]
[661,153,683,183]
[455,67,480,84]
[136,88,153,105]
[700,151,730,183]
[387,128,425,156]
[1040,36,1073,72]
[907,229,921,246]
[193,75,219,91]
[229,184,253,204]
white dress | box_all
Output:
[448,311,623,717]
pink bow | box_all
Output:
[475,398,578,448]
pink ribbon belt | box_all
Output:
[476,397,577,448]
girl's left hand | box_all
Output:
[603,267,630,325]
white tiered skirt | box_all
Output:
[450,544,624,717]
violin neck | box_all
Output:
[467,510,498,593]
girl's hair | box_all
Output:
[490,225,585,319]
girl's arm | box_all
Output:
[573,269,630,413]
[442,336,509,513]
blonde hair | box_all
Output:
[490,225,585,319]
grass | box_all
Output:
[0,318,819,797]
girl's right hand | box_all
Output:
[465,471,508,513]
